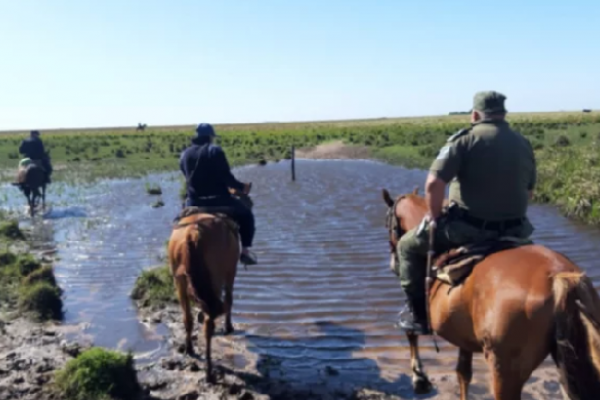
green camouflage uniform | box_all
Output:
[395,91,537,334]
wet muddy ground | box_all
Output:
[1,158,599,399]
[0,318,92,400]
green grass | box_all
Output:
[2,111,600,224]
[130,265,176,308]
[1,112,596,182]
[0,217,63,321]
[371,145,430,169]
[54,347,142,400]
[145,182,162,195]
[0,220,25,241]
[18,281,63,321]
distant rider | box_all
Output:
[179,123,257,265]
[19,130,53,184]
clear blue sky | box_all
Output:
[1,0,598,130]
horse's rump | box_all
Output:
[170,213,239,319]
[433,237,533,287]
[17,162,45,186]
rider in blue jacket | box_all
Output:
[179,123,257,265]
[19,130,53,183]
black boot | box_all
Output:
[240,250,257,265]
[396,295,431,335]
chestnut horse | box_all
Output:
[381,187,600,400]
[168,187,253,383]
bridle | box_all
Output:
[385,195,407,257]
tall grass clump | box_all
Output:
[54,347,142,400]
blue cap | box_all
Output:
[195,123,217,138]
[31,130,40,135]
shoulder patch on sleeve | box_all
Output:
[447,127,471,142]
[435,145,451,160]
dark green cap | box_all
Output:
[472,90,507,114]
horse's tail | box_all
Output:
[552,271,600,399]
[183,223,224,320]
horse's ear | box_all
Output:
[382,189,394,207]
[412,186,419,195]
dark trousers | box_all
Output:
[185,195,255,247]
[30,158,52,182]
[41,158,53,176]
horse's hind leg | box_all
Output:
[407,332,433,394]
[32,188,40,214]
[203,317,216,383]
[485,351,528,400]
[223,283,234,335]
[27,193,35,217]
[456,349,473,400]
[41,185,46,210]
[174,275,194,355]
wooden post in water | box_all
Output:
[291,145,296,181]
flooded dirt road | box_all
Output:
[2,159,599,398]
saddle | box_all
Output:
[15,159,46,186]
[432,237,532,287]
[172,206,239,233]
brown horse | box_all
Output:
[168,187,253,383]
[381,187,600,400]
[15,162,47,217]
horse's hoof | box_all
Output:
[205,373,216,385]
[224,324,234,335]
[197,313,204,324]
[413,376,433,394]
[185,345,195,356]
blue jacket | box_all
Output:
[19,137,46,160]
[179,143,244,201]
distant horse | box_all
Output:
[15,161,47,217]
[381,187,600,400]
[168,186,253,383]
[136,123,147,131]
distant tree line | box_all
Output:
[448,111,470,115]
[449,110,594,115]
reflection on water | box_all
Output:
[2,159,600,383]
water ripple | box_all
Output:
[2,159,599,379]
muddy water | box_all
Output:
[2,159,600,391]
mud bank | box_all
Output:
[0,319,92,400]
[0,220,89,400]
[135,304,402,400]
[135,300,565,400]
[295,141,372,160]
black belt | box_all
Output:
[459,211,523,231]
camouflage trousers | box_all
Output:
[394,210,534,300]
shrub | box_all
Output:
[22,265,58,287]
[131,266,175,308]
[0,220,25,241]
[54,347,142,400]
[18,281,63,321]
[554,135,570,147]
[17,255,42,276]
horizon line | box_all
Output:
[0,108,597,134]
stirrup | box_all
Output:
[240,250,257,267]
[394,308,431,335]
[395,319,431,335]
